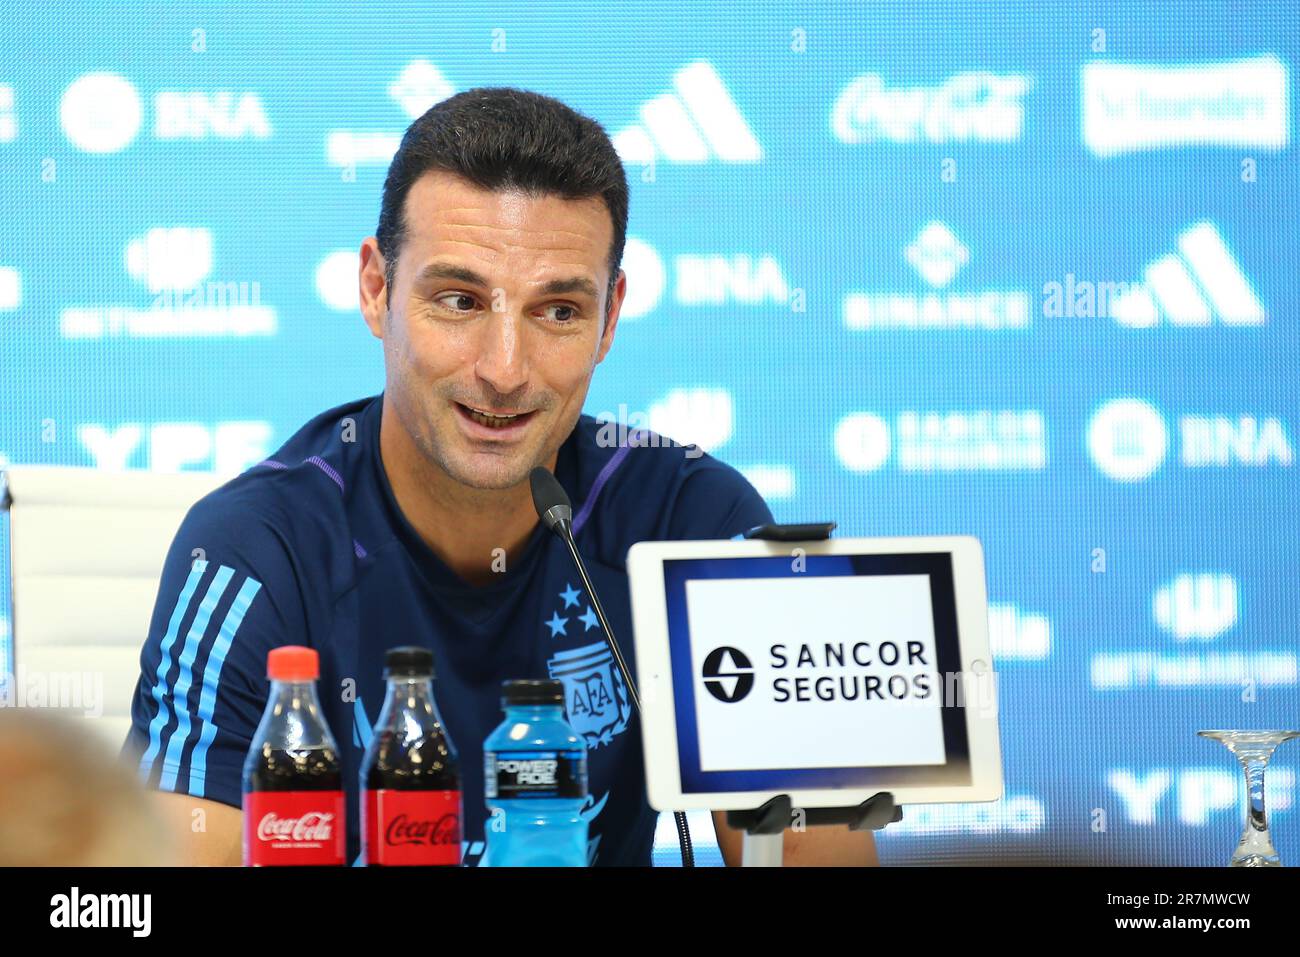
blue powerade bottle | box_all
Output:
[482,679,589,866]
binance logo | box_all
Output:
[701,647,754,703]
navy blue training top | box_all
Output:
[122,394,772,866]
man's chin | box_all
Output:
[442,451,538,492]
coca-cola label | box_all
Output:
[243,791,345,866]
[484,749,587,800]
[362,790,462,866]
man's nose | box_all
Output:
[473,309,530,399]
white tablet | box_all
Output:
[626,535,1003,813]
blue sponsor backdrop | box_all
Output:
[1,1,1298,865]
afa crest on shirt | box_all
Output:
[547,642,632,749]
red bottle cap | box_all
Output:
[267,645,320,681]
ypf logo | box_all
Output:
[701,647,754,703]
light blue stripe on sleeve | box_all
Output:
[139,560,208,779]
[158,565,235,790]
[353,697,373,750]
[188,575,262,797]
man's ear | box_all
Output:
[595,268,626,365]
[358,237,387,340]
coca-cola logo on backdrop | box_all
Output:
[384,813,459,847]
[257,812,335,843]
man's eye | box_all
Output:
[542,304,577,323]
[436,293,477,313]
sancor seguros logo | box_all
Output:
[701,647,754,703]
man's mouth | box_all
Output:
[455,402,536,430]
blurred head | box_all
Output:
[361,87,629,491]
[0,709,172,866]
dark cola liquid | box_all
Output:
[364,729,458,789]
[245,744,342,791]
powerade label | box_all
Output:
[362,789,462,866]
[484,749,587,799]
[243,791,345,866]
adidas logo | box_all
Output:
[1111,222,1265,327]
[613,61,761,165]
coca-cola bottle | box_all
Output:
[241,645,345,866]
[360,646,462,866]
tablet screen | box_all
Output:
[662,552,973,794]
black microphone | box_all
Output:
[528,465,693,867]
[530,467,575,534]
[528,466,639,714]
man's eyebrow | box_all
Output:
[412,262,599,300]
[537,276,599,300]
[413,262,490,287]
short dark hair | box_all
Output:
[376,87,629,314]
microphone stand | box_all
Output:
[531,468,694,867]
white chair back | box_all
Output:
[2,466,227,749]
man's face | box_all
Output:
[360,170,625,491]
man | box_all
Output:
[124,87,878,867]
